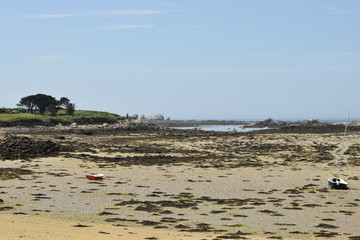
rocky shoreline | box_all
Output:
[1,120,360,136]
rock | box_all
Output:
[140,115,146,121]
[254,118,279,128]
[54,136,65,140]
[131,114,138,120]
[0,134,62,160]
[252,118,319,128]
[147,114,165,121]
[302,119,320,126]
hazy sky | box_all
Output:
[1,0,360,120]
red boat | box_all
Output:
[86,174,104,180]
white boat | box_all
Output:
[327,113,349,189]
[328,177,348,189]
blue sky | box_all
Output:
[1,0,360,120]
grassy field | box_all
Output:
[0,109,121,126]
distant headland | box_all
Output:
[1,93,358,130]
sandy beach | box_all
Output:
[1,126,360,239]
[1,212,221,240]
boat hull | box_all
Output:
[86,174,104,180]
[328,177,348,189]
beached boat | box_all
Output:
[328,177,348,189]
[327,113,349,189]
[86,173,104,180]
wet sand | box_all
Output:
[1,126,360,239]
[1,212,221,240]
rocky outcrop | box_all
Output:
[0,134,62,160]
[252,118,327,128]
[301,119,321,126]
[130,114,138,120]
[252,118,285,128]
[146,114,165,121]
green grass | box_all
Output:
[0,110,122,126]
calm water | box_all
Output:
[173,125,264,132]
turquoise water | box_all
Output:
[173,125,264,132]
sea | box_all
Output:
[172,117,358,132]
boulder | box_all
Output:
[253,118,284,128]
[301,119,320,126]
[259,118,276,127]
[147,114,165,121]
[131,114,139,120]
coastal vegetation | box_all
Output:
[0,109,121,126]
[17,94,75,115]
[0,93,121,126]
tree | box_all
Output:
[17,95,37,113]
[65,103,76,115]
[33,94,57,115]
[17,94,75,115]
[59,97,70,106]
[48,101,62,116]
[59,97,75,115]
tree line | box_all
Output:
[17,94,76,115]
